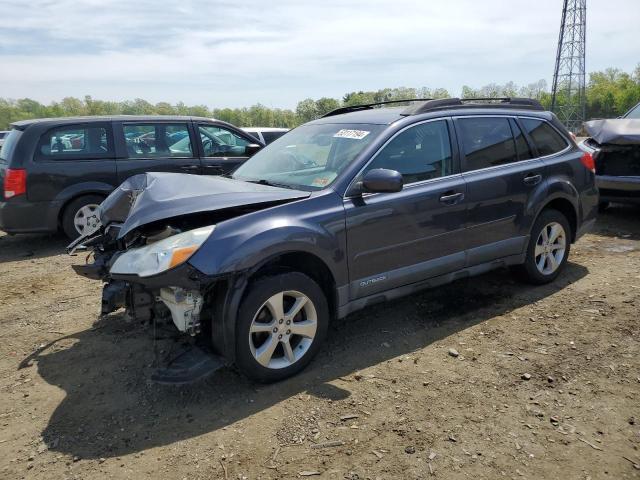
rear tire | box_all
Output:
[235,272,329,383]
[514,209,572,285]
[61,195,104,239]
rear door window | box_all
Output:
[458,117,517,171]
[37,124,113,159]
[123,123,193,158]
[519,118,568,156]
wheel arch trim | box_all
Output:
[210,248,339,364]
[533,191,579,242]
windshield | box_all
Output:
[625,103,640,119]
[232,123,384,190]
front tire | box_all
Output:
[235,272,329,383]
[514,209,571,285]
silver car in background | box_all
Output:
[241,127,289,144]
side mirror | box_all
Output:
[361,168,403,194]
[245,144,262,156]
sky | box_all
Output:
[0,0,638,109]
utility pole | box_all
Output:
[551,0,586,133]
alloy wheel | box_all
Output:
[534,221,566,275]
[249,290,318,369]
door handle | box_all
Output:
[439,191,464,205]
[179,165,200,172]
[203,165,223,173]
[523,173,542,186]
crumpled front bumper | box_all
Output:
[102,262,214,334]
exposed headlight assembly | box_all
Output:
[110,225,215,277]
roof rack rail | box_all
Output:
[401,97,544,115]
[321,98,433,118]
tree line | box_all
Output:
[1,65,638,131]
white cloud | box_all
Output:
[0,0,637,108]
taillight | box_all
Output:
[580,152,595,174]
[3,168,27,198]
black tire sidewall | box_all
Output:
[235,272,329,383]
[62,195,104,239]
[522,209,572,284]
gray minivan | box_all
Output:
[0,116,262,238]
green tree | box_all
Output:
[586,67,640,118]
[1,66,638,130]
[295,98,318,123]
[315,97,341,116]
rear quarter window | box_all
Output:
[520,118,568,156]
[0,130,22,162]
[36,124,114,160]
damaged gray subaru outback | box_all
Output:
[69,98,598,383]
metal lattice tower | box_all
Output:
[551,0,586,133]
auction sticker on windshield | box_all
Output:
[333,129,370,140]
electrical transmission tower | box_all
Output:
[551,0,586,133]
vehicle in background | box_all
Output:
[69,98,598,384]
[580,101,640,208]
[0,130,9,150]
[623,102,640,120]
[242,127,290,144]
[0,116,263,239]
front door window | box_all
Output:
[363,120,453,184]
[199,125,251,157]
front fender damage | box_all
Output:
[66,171,312,383]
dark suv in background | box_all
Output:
[70,98,598,383]
[0,116,262,238]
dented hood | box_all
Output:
[584,119,640,145]
[99,172,310,238]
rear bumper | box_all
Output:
[596,175,640,204]
[0,198,61,234]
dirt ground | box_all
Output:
[0,206,638,480]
